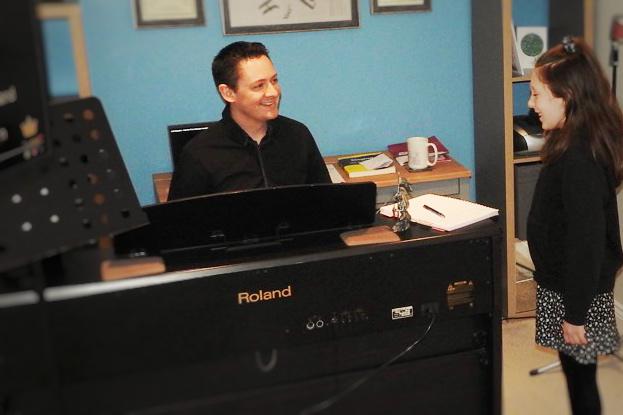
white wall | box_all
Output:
[595,0,623,107]
[595,0,623,329]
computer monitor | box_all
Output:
[167,122,214,167]
[0,0,48,171]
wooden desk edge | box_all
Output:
[153,155,471,204]
[326,153,471,185]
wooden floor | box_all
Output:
[502,318,623,415]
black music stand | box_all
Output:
[114,182,377,258]
[529,341,623,376]
[0,97,146,274]
[530,352,623,376]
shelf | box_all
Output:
[512,75,530,83]
[513,155,541,164]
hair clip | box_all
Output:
[562,36,576,54]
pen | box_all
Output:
[423,204,445,218]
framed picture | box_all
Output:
[516,26,548,72]
[371,0,431,14]
[220,0,359,35]
[134,0,205,28]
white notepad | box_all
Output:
[380,194,499,231]
[515,239,535,271]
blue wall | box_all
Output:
[41,19,78,98]
[58,0,474,205]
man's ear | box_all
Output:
[218,84,236,103]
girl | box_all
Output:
[527,36,623,414]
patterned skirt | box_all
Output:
[535,285,620,364]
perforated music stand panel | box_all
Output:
[0,97,147,273]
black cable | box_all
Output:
[298,312,437,415]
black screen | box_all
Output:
[0,0,48,170]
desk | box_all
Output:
[0,221,501,414]
[325,153,471,206]
[153,155,471,205]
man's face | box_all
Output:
[222,55,281,126]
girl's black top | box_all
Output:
[527,140,623,325]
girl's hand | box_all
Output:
[562,321,588,345]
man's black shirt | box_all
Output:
[168,107,331,200]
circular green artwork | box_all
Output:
[521,33,545,57]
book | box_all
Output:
[387,136,449,157]
[379,193,499,231]
[337,152,396,178]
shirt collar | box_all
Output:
[221,105,276,146]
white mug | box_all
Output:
[407,136,438,170]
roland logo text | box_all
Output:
[238,285,292,304]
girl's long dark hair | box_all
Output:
[535,37,623,185]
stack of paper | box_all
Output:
[326,164,345,183]
[380,193,499,231]
[515,239,535,271]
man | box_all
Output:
[167,41,330,200]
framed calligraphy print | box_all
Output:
[220,0,359,35]
[371,0,431,14]
[134,0,205,28]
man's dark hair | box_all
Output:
[212,41,270,90]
